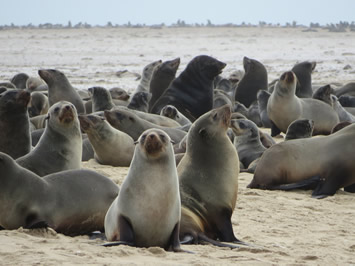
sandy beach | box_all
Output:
[0,26,355,265]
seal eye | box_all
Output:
[199,128,208,138]
[239,122,245,129]
[129,116,135,122]
[54,107,60,113]
[159,134,166,141]
[213,113,218,121]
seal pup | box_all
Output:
[215,78,234,100]
[334,82,355,97]
[16,101,82,176]
[267,71,339,135]
[28,92,49,117]
[133,60,162,94]
[88,86,115,112]
[104,129,183,252]
[234,57,268,108]
[257,90,272,128]
[160,105,192,126]
[11,72,29,89]
[104,108,186,143]
[26,76,48,92]
[248,123,355,198]
[312,84,334,106]
[285,119,314,140]
[148,57,180,111]
[38,69,85,114]
[79,114,134,166]
[150,55,226,121]
[127,91,152,112]
[0,152,119,235]
[109,87,130,101]
[230,119,266,172]
[247,101,262,127]
[30,114,48,129]
[331,95,355,122]
[291,61,316,98]
[0,90,32,159]
[339,95,355,107]
[178,105,244,247]
[213,89,233,108]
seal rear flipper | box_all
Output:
[101,241,134,247]
[344,183,355,193]
[270,121,281,137]
[269,176,322,191]
[197,233,241,249]
[311,178,339,199]
[89,231,107,240]
[102,215,135,247]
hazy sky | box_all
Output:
[1,0,354,26]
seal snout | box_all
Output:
[161,105,177,118]
[17,90,31,107]
[280,71,295,83]
[140,129,168,156]
[216,105,232,128]
[59,104,75,123]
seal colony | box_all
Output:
[1,51,355,259]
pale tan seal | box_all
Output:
[28,92,49,117]
[16,101,82,176]
[133,60,162,94]
[79,114,134,166]
[248,123,355,198]
[267,71,339,135]
[104,129,183,251]
[0,152,119,235]
[178,105,244,247]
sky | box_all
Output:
[1,0,354,27]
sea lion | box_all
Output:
[257,90,272,128]
[104,108,186,143]
[160,105,192,126]
[234,57,268,108]
[88,86,115,112]
[11,72,29,89]
[338,95,355,107]
[28,92,49,117]
[334,82,355,97]
[150,55,226,121]
[127,91,152,112]
[248,123,355,198]
[16,101,82,176]
[267,71,339,135]
[79,114,134,166]
[104,129,182,251]
[0,152,119,235]
[178,105,244,247]
[331,95,355,122]
[148,58,180,111]
[26,76,48,92]
[133,59,162,94]
[0,90,32,159]
[312,84,334,106]
[230,119,266,172]
[109,87,130,101]
[38,69,85,114]
[285,119,314,140]
[291,61,316,98]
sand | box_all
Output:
[1,27,355,265]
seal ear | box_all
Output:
[45,114,50,120]
[199,128,208,138]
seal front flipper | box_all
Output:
[269,176,322,191]
[102,215,135,247]
[270,121,281,137]
[344,183,355,193]
[311,176,339,199]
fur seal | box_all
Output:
[133,60,162,94]
[127,91,151,112]
[334,82,355,97]
[11,73,29,89]
[331,95,355,122]
[285,119,314,140]
[215,78,234,100]
[88,86,115,112]
[104,108,186,143]
[109,87,130,101]
[79,114,134,166]
[339,95,355,107]
[0,82,16,89]
[178,105,244,247]
[230,119,266,172]
[30,114,48,129]
[267,71,339,135]
[257,90,272,128]
[82,137,95,161]
[0,152,119,235]
[213,89,233,108]
[151,55,226,121]
[0,90,32,159]
[26,76,48,92]
[248,123,355,198]
[234,57,268,108]
[160,105,192,126]
[38,69,85,114]
[331,121,352,134]
[247,101,262,127]
[291,61,316,98]
[104,129,182,251]
[28,92,49,117]
[148,58,180,111]
[312,84,334,106]
[16,101,82,176]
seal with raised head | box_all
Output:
[291,61,316,98]
[285,119,314,140]
[133,59,162,94]
[312,84,334,106]
[178,105,244,247]
[0,90,32,159]
[38,69,85,114]
[257,90,272,128]
[127,91,151,112]
[148,57,180,111]
[150,55,226,121]
[104,129,182,251]
[16,101,82,176]
[79,114,135,166]
[109,87,130,101]
[248,123,355,198]
[0,152,119,235]
[234,57,268,108]
[267,71,339,135]
[88,86,115,112]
